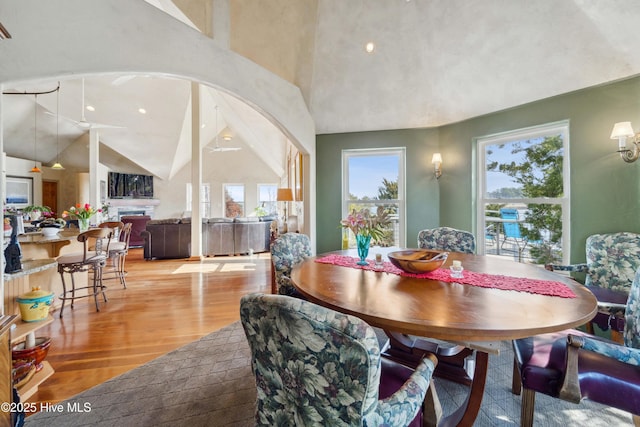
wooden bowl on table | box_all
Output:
[387,249,449,274]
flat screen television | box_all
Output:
[108,172,154,199]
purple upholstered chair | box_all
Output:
[545,232,640,343]
[512,266,640,427]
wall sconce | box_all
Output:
[431,153,442,179]
[610,121,640,163]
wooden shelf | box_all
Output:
[11,316,56,401]
[17,361,54,401]
[11,315,54,343]
[3,259,58,403]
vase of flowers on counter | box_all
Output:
[63,203,102,232]
[340,206,391,266]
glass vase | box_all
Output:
[78,218,89,232]
[356,234,371,266]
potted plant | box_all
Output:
[22,205,52,222]
[253,205,268,217]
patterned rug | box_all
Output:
[25,322,633,426]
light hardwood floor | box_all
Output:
[25,248,271,414]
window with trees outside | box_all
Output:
[224,184,245,218]
[342,148,405,248]
[257,184,278,216]
[185,183,211,218]
[476,120,570,264]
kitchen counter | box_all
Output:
[17,230,77,257]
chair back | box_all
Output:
[499,208,523,239]
[585,232,640,292]
[77,228,112,261]
[417,226,476,254]
[240,293,382,426]
[119,222,133,247]
[99,221,124,240]
[624,267,640,349]
[270,233,312,295]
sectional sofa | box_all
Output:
[141,217,274,259]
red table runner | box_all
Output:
[315,254,576,298]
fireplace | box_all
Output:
[118,210,146,219]
[107,199,159,220]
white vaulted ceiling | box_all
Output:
[2,0,640,177]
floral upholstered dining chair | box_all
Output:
[270,232,312,295]
[546,232,640,342]
[240,293,438,427]
[417,226,476,254]
[512,266,640,426]
[389,226,477,384]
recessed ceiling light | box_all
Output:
[86,105,95,112]
[365,42,375,53]
[138,108,146,114]
[201,124,206,129]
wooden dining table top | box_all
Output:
[291,249,598,342]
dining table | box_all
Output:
[291,248,597,427]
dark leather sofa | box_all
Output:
[142,217,273,259]
[142,218,192,259]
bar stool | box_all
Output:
[57,228,113,317]
[102,222,132,288]
[97,221,124,285]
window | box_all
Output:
[185,183,211,217]
[224,184,245,218]
[476,121,570,264]
[257,184,278,215]
[342,148,405,247]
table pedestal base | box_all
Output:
[384,332,474,385]
[382,332,488,427]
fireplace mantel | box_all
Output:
[106,199,159,219]
[108,199,160,207]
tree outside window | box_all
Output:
[342,148,405,248]
[477,121,570,264]
[224,184,244,218]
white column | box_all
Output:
[89,128,100,224]
[191,82,202,258]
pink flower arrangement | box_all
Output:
[340,206,390,241]
[63,203,101,220]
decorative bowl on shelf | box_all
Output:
[12,336,52,372]
[387,249,449,274]
[17,287,54,322]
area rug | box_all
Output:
[25,322,633,427]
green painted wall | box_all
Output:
[439,76,640,262]
[316,76,640,262]
[316,128,439,254]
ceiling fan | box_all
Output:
[46,79,124,130]
[208,106,241,152]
